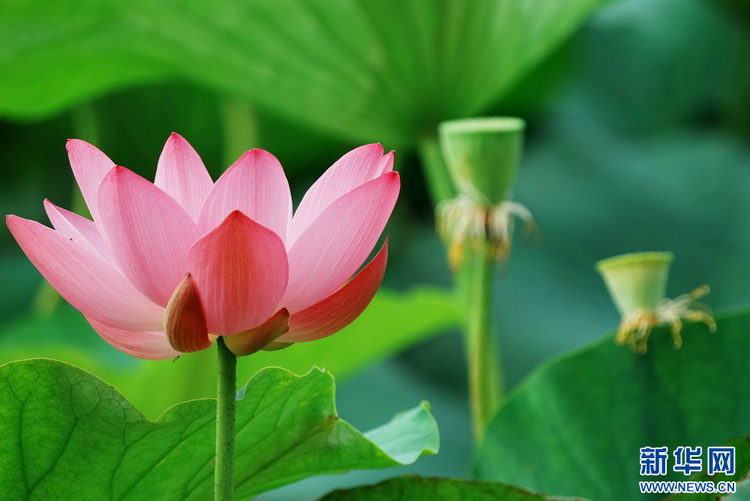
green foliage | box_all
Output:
[489,128,750,389]
[0,286,461,420]
[474,308,750,501]
[0,358,438,500]
[0,0,609,146]
[319,475,589,500]
[667,436,750,500]
[726,481,750,501]
[2,1,747,498]
[576,0,741,131]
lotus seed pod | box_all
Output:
[438,117,525,205]
[596,252,674,316]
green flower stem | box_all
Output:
[215,337,237,501]
[461,244,502,444]
[418,135,457,206]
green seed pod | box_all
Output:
[596,252,674,316]
[438,117,525,205]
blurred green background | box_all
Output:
[1,0,749,499]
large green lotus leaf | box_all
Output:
[473,308,750,501]
[0,286,460,420]
[0,358,438,500]
[0,0,607,146]
[319,475,589,500]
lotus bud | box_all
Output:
[596,252,716,353]
[436,117,535,270]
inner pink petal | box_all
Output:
[198,149,292,245]
[44,200,116,266]
[97,166,202,307]
[288,144,390,246]
[154,132,214,223]
[66,139,115,229]
[7,215,165,332]
[281,172,399,313]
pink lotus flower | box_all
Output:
[7,134,399,359]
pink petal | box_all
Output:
[262,341,293,351]
[97,166,202,307]
[280,239,388,343]
[66,139,115,226]
[154,133,214,222]
[198,149,292,244]
[281,172,399,313]
[164,273,213,353]
[289,144,394,246]
[87,317,180,360]
[379,150,395,174]
[188,210,289,336]
[44,199,115,265]
[224,308,289,356]
[7,215,164,331]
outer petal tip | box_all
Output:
[220,209,256,229]
[102,165,125,183]
[6,214,30,233]
[155,132,213,223]
[227,208,246,220]
[6,214,22,233]
[66,138,117,226]
[66,138,101,154]
[238,148,284,167]
[164,273,213,353]
[41,199,55,217]
[385,170,401,191]
[380,150,395,174]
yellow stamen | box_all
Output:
[615,285,715,354]
[436,194,536,271]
